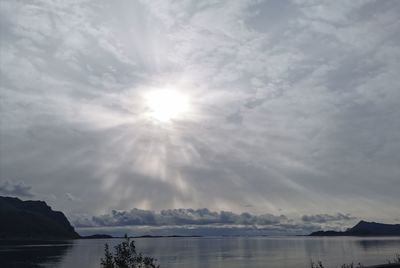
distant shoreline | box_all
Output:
[80,234,203,239]
[364,264,400,268]
[2,233,400,243]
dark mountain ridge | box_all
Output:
[0,196,80,239]
[310,220,400,236]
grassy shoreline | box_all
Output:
[311,256,400,268]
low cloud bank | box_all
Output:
[73,208,356,232]
[74,208,289,227]
[0,180,34,198]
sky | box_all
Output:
[0,0,399,236]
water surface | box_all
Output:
[1,236,399,268]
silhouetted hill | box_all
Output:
[0,196,80,239]
[309,221,400,236]
[347,221,400,236]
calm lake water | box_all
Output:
[1,236,400,268]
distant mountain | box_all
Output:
[309,220,400,236]
[133,235,202,238]
[82,234,113,239]
[0,196,80,239]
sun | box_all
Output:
[145,89,190,122]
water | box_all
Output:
[1,236,400,268]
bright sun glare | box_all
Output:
[145,89,190,122]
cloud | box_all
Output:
[0,180,34,198]
[225,110,243,124]
[74,208,288,228]
[66,192,81,202]
[301,213,356,223]
[0,0,399,224]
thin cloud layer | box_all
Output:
[301,213,356,223]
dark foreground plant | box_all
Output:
[101,234,159,268]
[311,261,364,268]
[387,253,400,264]
[310,261,325,268]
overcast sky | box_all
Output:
[1,0,399,235]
